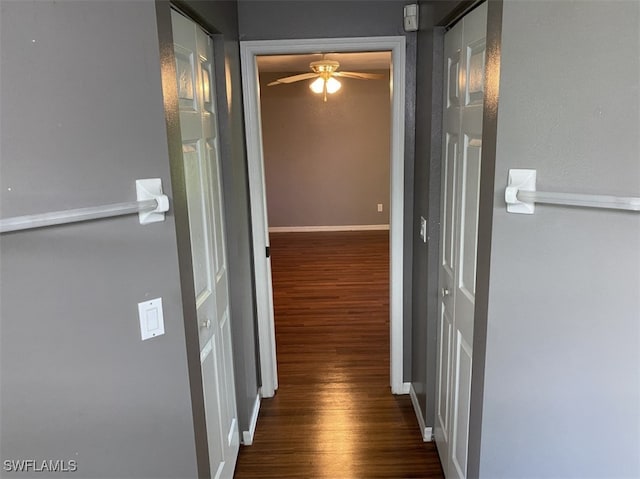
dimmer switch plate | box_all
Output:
[138,297,165,341]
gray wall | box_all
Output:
[238,0,417,378]
[0,2,198,477]
[410,20,443,431]
[259,71,391,228]
[171,0,261,443]
[474,1,640,476]
[411,0,462,430]
[239,0,411,41]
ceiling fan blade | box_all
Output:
[267,72,318,86]
[333,71,385,80]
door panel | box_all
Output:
[464,39,486,107]
[172,10,239,478]
[205,138,230,325]
[220,314,240,449]
[200,344,224,475]
[175,47,197,111]
[436,304,453,443]
[447,52,461,108]
[183,140,216,350]
[183,142,211,300]
[435,3,487,478]
[459,135,482,301]
[451,333,473,479]
[443,133,458,276]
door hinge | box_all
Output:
[266,246,270,258]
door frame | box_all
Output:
[240,36,407,396]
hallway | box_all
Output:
[234,231,444,478]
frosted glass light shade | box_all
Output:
[309,77,324,94]
[309,76,341,95]
[326,77,341,93]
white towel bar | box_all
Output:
[0,178,169,233]
[505,169,640,214]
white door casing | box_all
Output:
[240,36,407,397]
[435,3,487,478]
[171,10,239,478]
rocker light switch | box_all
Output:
[138,297,165,341]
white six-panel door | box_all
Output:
[435,3,487,478]
[171,10,239,479]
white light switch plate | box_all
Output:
[138,297,165,341]
[420,216,427,243]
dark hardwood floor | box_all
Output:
[234,231,444,478]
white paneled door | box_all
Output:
[435,3,487,479]
[171,10,239,479]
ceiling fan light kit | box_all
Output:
[267,56,384,102]
[308,60,342,101]
[309,76,341,96]
[310,60,340,73]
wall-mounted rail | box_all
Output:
[505,169,640,214]
[0,178,170,233]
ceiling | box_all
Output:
[256,51,392,73]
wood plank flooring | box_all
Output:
[233,231,444,478]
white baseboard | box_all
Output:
[401,381,411,395]
[409,383,433,442]
[268,224,390,233]
[242,391,261,446]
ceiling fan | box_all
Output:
[267,56,384,102]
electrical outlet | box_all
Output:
[377,203,383,213]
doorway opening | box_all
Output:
[257,51,391,236]
[240,37,407,405]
